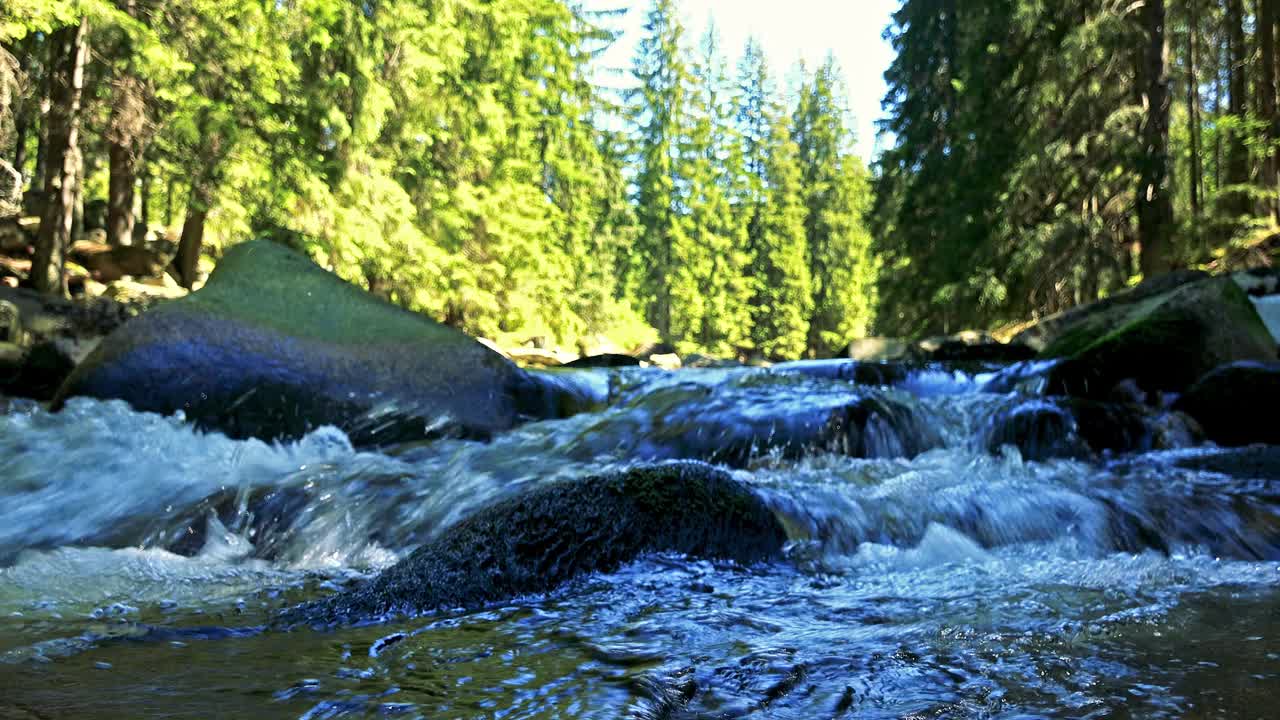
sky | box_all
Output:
[583,0,900,161]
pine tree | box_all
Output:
[737,38,810,359]
[793,56,875,357]
[677,21,750,356]
[628,0,688,343]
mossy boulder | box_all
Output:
[53,240,574,445]
[289,462,786,624]
[1173,362,1280,446]
[1041,276,1277,399]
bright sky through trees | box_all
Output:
[586,0,898,161]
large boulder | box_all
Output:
[1040,276,1277,399]
[288,462,786,624]
[1014,270,1209,352]
[54,240,574,445]
[1174,362,1280,446]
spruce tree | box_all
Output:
[737,38,810,360]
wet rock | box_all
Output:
[155,485,317,559]
[1041,276,1276,399]
[1174,362,1280,446]
[1173,446,1280,480]
[288,462,786,623]
[772,359,911,387]
[55,241,578,445]
[926,337,1036,364]
[983,400,1090,461]
[570,376,940,466]
[984,398,1199,461]
[564,353,642,368]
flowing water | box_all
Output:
[1,364,1278,718]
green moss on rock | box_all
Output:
[54,240,567,444]
[1042,276,1277,398]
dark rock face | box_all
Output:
[983,398,1199,461]
[55,241,572,445]
[569,376,941,467]
[1041,276,1276,399]
[290,462,786,624]
[1174,362,1280,446]
[983,400,1090,461]
[563,353,641,368]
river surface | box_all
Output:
[1,364,1277,718]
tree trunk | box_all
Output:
[106,0,147,246]
[31,98,48,186]
[1139,0,1175,277]
[1263,0,1280,220]
[1187,0,1204,219]
[106,76,147,246]
[139,156,150,231]
[1224,0,1251,216]
[31,19,88,297]
[1214,33,1224,192]
[176,183,210,288]
[12,110,27,182]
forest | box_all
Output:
[1,0,1278,358]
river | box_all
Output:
[1,363,1277,718]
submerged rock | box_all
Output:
[1174,362,1280,446]
[289,462,786,623]
[54,241,578,445]
[1041,276,1276,399]
[1173,445,1280,480]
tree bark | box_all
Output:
[1139,0,1175,277]
[176,183,211,288]
[31,19,88,297]
[106,75,147,246]
[1187,0,1204,219]
[106,0,147,246]
[1224,0,1251,216]
[1263,0,1279,220]
[139,156,150,231]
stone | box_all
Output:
[569,375,940,467]
[563,353,641,368]
[55,240,576,446]
[647,352,682,370]
[1014,269,1209,352]
[983,398,1200,461]
[1173,362,1280,446]
[772,359,911,387]
[287,462,786,624]
[1041,276,1277,399]
[845,337,914,362]
[1174,445,1280,480]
